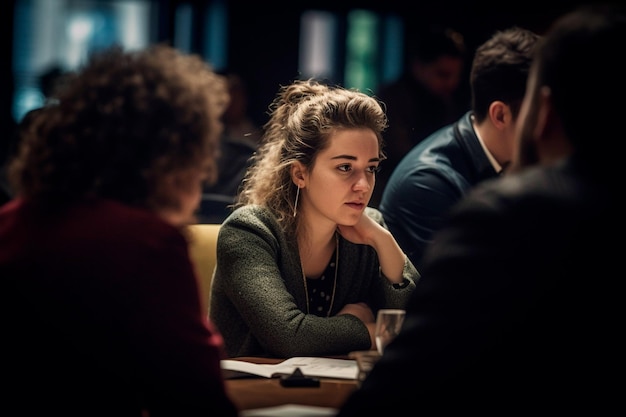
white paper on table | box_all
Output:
[221,356,358,379]
[240,404,338,417]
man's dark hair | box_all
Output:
[470,26,540,122]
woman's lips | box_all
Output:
[346,202,364,210]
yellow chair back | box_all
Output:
[186,223,221,316]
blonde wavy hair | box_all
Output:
[235,78,388,235]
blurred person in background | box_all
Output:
[38,65,73,105]
[204,71,262,198]
[200,71,262,223]
[371,25,468,207]
[0,44,238,416]
[381,26,540,270]
[337,3,624,415]
[210,78,419,358]
[0,66,73,206]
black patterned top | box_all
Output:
[210,204,419,357]
[306,248,337,317]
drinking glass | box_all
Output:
[375,308,406,355]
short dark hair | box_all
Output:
[534,3,626,157]
[470,26,540,123]
[408,25,466,64]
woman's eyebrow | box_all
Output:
[331,154,382,162]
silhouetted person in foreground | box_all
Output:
[338,3,624,415]
[1,44,237,417]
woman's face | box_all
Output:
[298,128,381,228]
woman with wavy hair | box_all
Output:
[210,78,419,358]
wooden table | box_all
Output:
[224,356,360,411]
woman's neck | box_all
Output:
[297,216,337,278]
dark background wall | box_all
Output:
[0,0,598,165]
[189,0,595,128]
[2,1,16,165]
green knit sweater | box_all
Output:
[209,204,420,358]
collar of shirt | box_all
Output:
[472,117,503,174]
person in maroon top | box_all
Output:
[0,45,237,416]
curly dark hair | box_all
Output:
[8,44,228,212]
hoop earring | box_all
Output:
[293,186,300,217]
